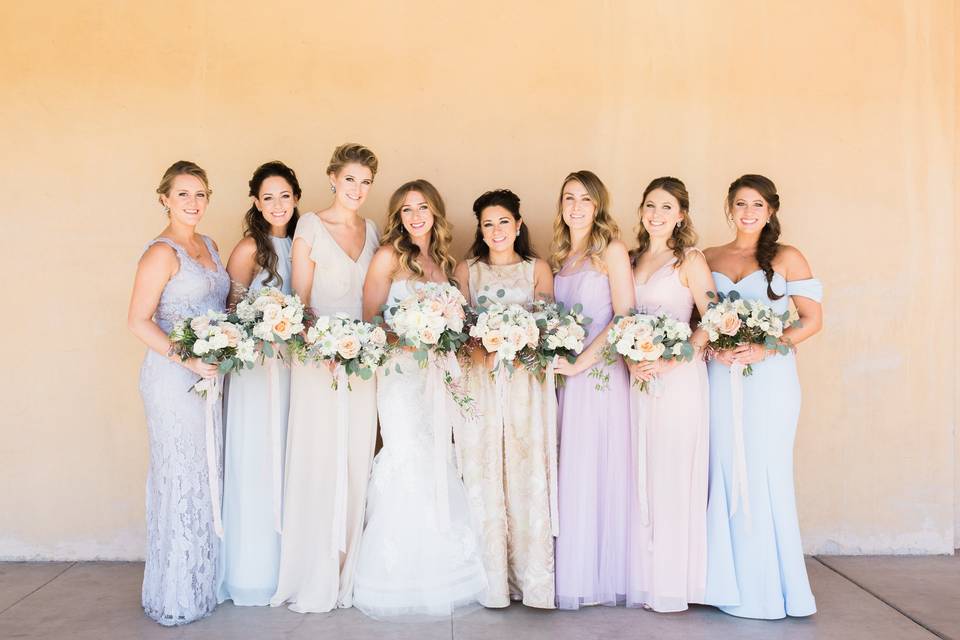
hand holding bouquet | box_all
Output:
[518,300,590,383]
[469,298,540,373]
[234,287,306,360]
[289,313,388,389]
[699,290,796,375]
[168,310,257,395]
[384,282,470,363]
[604,311,694,392]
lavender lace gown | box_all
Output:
[554,260,631,610]
[138,236,229,625]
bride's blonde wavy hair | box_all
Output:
[548,170,620,273]
[381,179,458,284]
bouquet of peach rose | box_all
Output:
[699,290,796,375]
[168,310,257,396]
[233,286,305,361]
[288,313,389,389]
[384,282,470,362]
[469,298,540,374]
[518,300,590,383]
[604,311,695,392]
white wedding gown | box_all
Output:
[352,280,487,620]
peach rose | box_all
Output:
[337,335,361,359]
[718,311,742,337]
[637,339,666,361]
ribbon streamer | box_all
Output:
[204,375,224,538]
[728,362,752,530]
[330,366,350,556]
[269,357,283,533]
[635,389,651,528]
[426,353,459,532]
[545,361,560,537]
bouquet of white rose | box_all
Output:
[605,312,695,392]
[699,290,796,375]
[469,299,540,373]
[384,281,470,362]
[518,300,590,383]
[288,313,389,388]
[234,287,306,360]
[168,310,257,395]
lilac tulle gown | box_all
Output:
[554,259,631,610]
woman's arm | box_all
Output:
[225,237,258,309]
[533,258,555,301]
[362,246,398,323]
[453,260,472,302]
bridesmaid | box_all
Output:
[452,189,556,609]
[624,177,715,612]
[703,174,823,619]
[271,144,381,613]
[218,162,300,606]
[550,170,636,610]
[127,161,229,625]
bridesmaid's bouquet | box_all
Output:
[168,310,257,395]
[699,290,796,375]
[469,299,540,373]
[234,287,306,360]
[604,312,694,392]
[519,300,590,383]
[288,314,388,388]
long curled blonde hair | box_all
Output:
[631,176,699,268]
[381,179,458,284]
[548,170,620,273]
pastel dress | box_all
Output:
[704,270,822,619]
[456,259,556,609]
[553,259,632,610]
[271,212,380,613]
[138,235,229,626]
[625,254,709,612]
[217,236,293,606]
[352,279,487,620]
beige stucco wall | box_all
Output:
[1,0,956,559]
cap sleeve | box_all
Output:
[785,277,823,302]
[365,218,381,246]
[293,212,320,249]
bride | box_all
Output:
[354,179,487,619]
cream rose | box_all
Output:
[337,335,361,359]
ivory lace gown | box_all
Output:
[139,235,229,625]
[457,259,556,609]
[270,213,379,613]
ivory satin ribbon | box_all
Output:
[204,375,224,539]
[329,366,350,556]
[545,361,560,537]
[426,352,461,532]
[269,357,283,534]
[728,362,751,530]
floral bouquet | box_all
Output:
[382,282,474,416]
[469,299,540,373]
[604,312,694,392]
[234,287,306,360]
[288,313,389,388]
[168,310,257,395]
[515,300,590,383]
[699,290,796,375]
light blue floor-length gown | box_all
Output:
[218,236,293,605]
[139,236,229,625]
[704,270,822,619]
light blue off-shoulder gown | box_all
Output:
[218,236,293,605]
[139,236,229,625]
[704,270,822,620]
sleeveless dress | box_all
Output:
[271,213,380,613]
[625,253,708,612]
[352,279,487,620]
[704,270,822,619]
[457,259,556,609]
[218,236,293,606]
[138,235,229,625]
[553,259,631,610]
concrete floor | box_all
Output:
[0,556,956,640]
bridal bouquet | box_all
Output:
[469,299,540,373]
[288,313,389,388]
[168,310,257,395]
[699,290,795,375]
[516,300,590,382]
[605,312,694,392]
[234,287,306,360]
[384,282,470,362]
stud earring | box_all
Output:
[330,185,336,193]
[676,221,682,228]
[516,229,521,237]
[163,206,170,215]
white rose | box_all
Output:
[192,339,210,355]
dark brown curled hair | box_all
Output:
[244,161,302,288]
[630,176,698,268]
[466,189,537,263]
[726,174,782,300]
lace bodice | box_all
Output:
[466,259,535,307]
[147,236,230,333]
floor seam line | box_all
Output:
[0,561,77,617]
[813,556,950,640]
